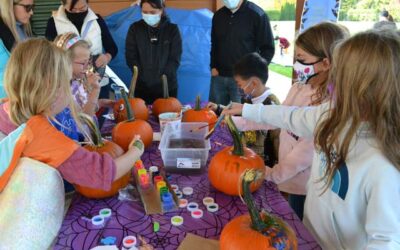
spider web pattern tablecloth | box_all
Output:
[54,118,320,250]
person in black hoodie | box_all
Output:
[125,0,182,104]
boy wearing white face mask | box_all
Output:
[209,0,275,106]
[231,22,349,220]
[207,52,280,167]
[125,0,182,104]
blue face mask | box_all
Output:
[142,13,161,26]
[223,0,241,9]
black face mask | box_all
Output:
[65,9,88,26]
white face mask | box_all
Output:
[142,13,161,26]
[223,0,241,10]
[293,60,320,85]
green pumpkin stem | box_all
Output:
[128,65,138,98]
[161,74,169,99]
[226,115,244,156]
[121,88,135,121]
[195,95,201,111]
[79,113,104,147]
[242,169,270,232]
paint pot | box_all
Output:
[91,215,104,226]
[99,208,112,219]
[182,187,193,196]
[207,203,219,213]
[171,216,184,226]
[202,197,214,206]
[187,202,199,212]
[191,209,203,219]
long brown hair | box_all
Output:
[315,30,400,189]
[296,22,349,105]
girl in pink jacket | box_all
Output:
[234,22,349,219]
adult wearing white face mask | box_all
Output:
[125,0,182,104]
[209,0,275,106]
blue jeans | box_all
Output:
[288,194,306,220]
[209,76,241,105]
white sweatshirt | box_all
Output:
[242,102,400,249]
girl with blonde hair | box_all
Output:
[0,39,144,247]
[224,30,400,249]
[54,32,115,116]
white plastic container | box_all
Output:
[158,122,211,174]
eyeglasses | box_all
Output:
[73,60,91,68]
[14,3,35,13]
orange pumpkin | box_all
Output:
[152,74,182,119]
[220,169,298,250]
[182,95,217,130]
[113,66,149,122]
[74,114,130,199]
[208,116,265,196]
[112,89,153,150]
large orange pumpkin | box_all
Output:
[220,169,298,250]
[113,66,149,122]
[74,114,130,199]
[182,95,217,130]
[208,116,265,196]
[112,89,153,150]
[152,74,182,119]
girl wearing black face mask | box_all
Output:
[45,0,118,99]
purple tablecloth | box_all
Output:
[54,117,320,250]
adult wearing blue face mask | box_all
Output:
[125,0,182,104]
[209,0,275,106]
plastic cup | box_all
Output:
[159,112,182,136]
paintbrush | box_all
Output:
[204,102,232,140]
[189,121,217,133]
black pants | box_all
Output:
[288,194,306,220]
[136,87,178,104]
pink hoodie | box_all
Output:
[234,83,316,195]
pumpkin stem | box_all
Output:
[128,65,139,98]
[194,95,202,111]
[121,88,135,121]
[226,115,244,156]
[79,113,104,147]
[241,169,270,233]
[161,74,169,99]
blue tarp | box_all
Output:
[105,6,213,103]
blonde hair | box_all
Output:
[315,30,400,189]
[4,38,76,126]
[0,0,33,43]
[54,32,91,58]
[296,22,349,105]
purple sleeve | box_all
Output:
[0,103,17,135]
[58,147,117,191]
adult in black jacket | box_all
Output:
[125,0,182,104]
[209,0,275,106]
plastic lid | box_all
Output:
[171,216,184,226]
[187,202,199,212]
[123,235,137,248]
[175,191,183,199]
[207,203,219,213]
[99,208,112,218]
[179,199,188,208]
[182,187,193,196]
[157,181,167,191]
[170,184,179,191]
[162,192,173,203]
[149,166,159,173]
[138,169,147,177]
[91,215,104,226]
[191,209,203,219]
[202,197,214,206]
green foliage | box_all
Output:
[339,0,399,21]
[268,64,293,79]
[279,3,296,21]
[266,10,281,21]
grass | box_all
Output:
[268,63,293,78]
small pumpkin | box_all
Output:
[208,115,265,196]
[152,74,182,119]
[182,95,218,130]
[113,66,149,122]
[74,113,130,199]
[220,169,298,250]
[112,89,153,150]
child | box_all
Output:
[207,52,280,167]
[223,30,400,249]
[54,32,115,116]
[0,39,143,231]
[236,22,348,220]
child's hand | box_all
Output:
[128,135,144,157]
[98,99,116,108]
[222,102,243,116]
[86,72,101,92]
[206,102,218,112]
